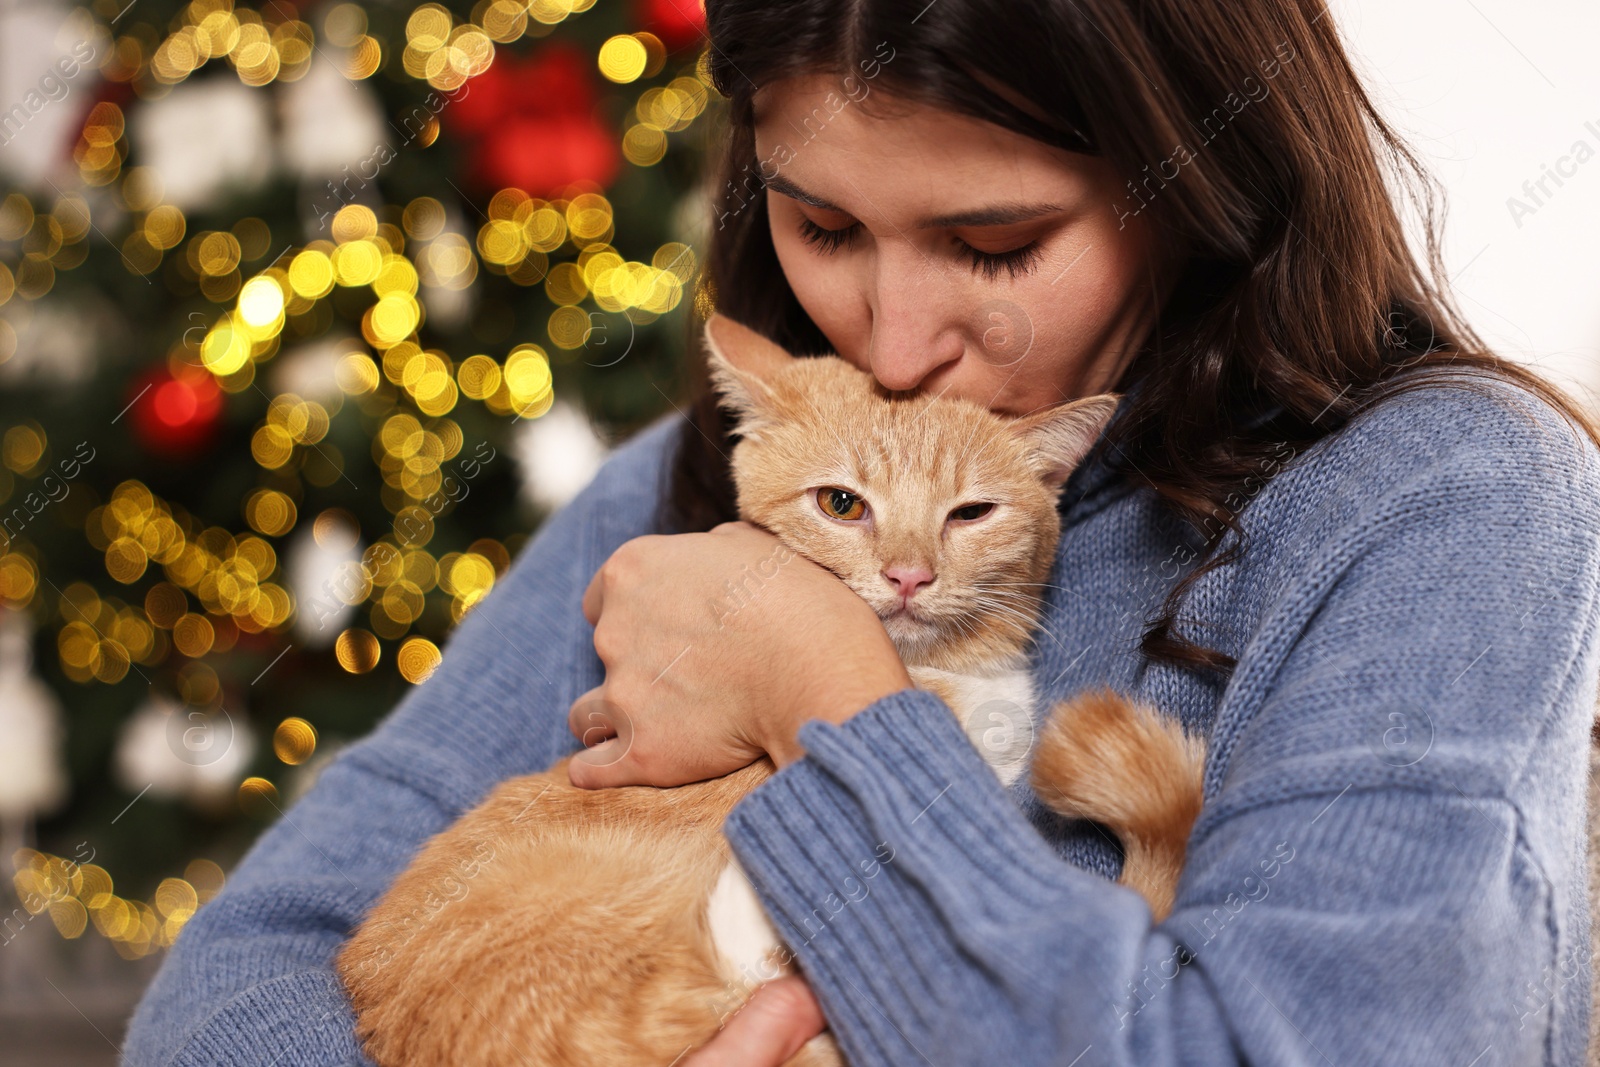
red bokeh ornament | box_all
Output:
[127,364,224,459]
[448,43,621,197]
[637,0,706,51]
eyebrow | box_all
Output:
[761,173,1065,229]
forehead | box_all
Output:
[750,74,1097,212]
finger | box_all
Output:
[569,742,624,793]
[566,687,617,743]
[682,975,826,1067]
[567,739,641,789]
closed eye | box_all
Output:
[956,240,1043,281]
[949,502,995,522]
[796,216,859,253]
[796,216,1046,280]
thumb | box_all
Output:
[683,975,826,1067]
[565,738,640,789]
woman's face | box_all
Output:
[752,74,1173,417]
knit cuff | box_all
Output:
[721,686,1111,1063]
[161,969,376,1067]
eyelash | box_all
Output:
[794,216,1045,281]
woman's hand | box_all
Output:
[681,975,827,1066]
[566,520,911,788]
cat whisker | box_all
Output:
[958,598,1048,643]
[965,588,1050,612]
[976,580,1084,600]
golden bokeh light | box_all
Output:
[154,878,199,921]
[598,34,647,83]
[238,275,285,328]
[335,627,381,673]
[331,204,379,244]
[144,205,186,250]
[402,197,446,241]
[145,582,188,629]
[172,612,216,657]
[335,350,381,394]
[397,635,441,683]
[456,354,501,400]
[273,716,318,764]
[2,422,46,474]
[545,304,591,352]
[185,859,225,902]
[565,193,613,242]
[245,488,297,536]
[333,240,384,287]
[238,776,280,815]
[288,249,335,298]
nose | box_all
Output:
[866,256,962,393]
[883,565,935,601]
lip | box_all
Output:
[882,601,923,623]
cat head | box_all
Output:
[702,312,1120,670]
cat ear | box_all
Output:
[701,313,792,439]
[1009,393,1122,488]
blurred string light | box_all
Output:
[400,0,603,88]
[141,0,317,87]
[625,72,709,166]
[0,189,93,314]
[73,478,293,678]
[0,0,717,954]
[10,850,226,960]
[0,14,720,659]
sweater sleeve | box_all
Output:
[119,416,678,1067]
[721,396,1600,1066]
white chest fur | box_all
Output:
[905,663,1038,788]
[706,665,1039,990]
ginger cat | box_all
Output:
[336,313,1208,1067]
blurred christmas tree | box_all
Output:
[0,0,716,962]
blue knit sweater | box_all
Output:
[122,368,1600,1066]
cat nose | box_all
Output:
[883,566,935,600]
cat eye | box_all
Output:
[816,487,868,522]
[949,502,995,522]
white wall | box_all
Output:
[1329,0,1600,408]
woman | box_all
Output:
[122,0,1600,1064]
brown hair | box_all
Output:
[660,0,1600,686]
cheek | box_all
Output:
[767,204,870,364]
[1014,239,1144,358]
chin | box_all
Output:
[882,609,938,651]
